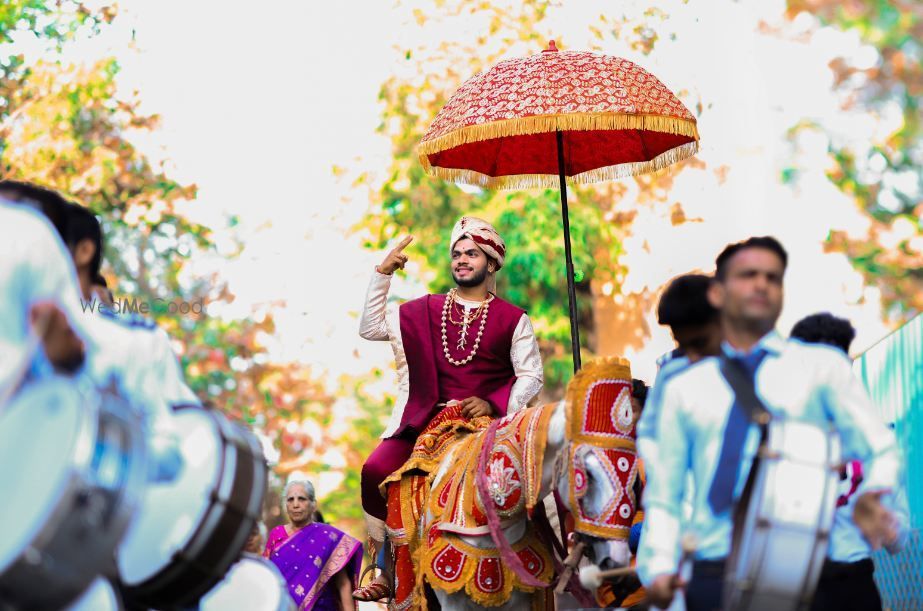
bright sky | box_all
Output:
[49,0,892,392]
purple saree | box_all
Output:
[264,523,363,610]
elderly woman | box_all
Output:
[264,481,363,610]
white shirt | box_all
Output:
[636,351,691,484]
[828,459,910,562]
[0,203,83,390]
[636,331,901,585]
[359,270,543,437]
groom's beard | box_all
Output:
[453,265,488,288]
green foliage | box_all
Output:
[0,0,112,45]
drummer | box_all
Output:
[791,313,909,611]
[56,198,199,409]
[636,237,902,611]
[636,273,722,482]
[0,183,195,479]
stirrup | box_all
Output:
[353,564,392,603]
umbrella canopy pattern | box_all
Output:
[418,41,699,189]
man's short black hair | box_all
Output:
[0,179,69,240]
[657,273,719,329]
[715,236,788,281]
[790,312,856,354]
[64,202,103,277]
[631,378,649,408]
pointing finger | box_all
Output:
[394,235,414,252]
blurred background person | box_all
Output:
[790,312,856,355]
[637,273,722,477]
[243,521,267,556]
[791,312,909,611]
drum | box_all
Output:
[0,376,146,610]
[723,418,842,611]
[66,577,124,611]
[117,404,267,608]
[199,554,295,611]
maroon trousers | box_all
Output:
[360,435,417,522]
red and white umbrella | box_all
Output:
[420,41,699,370]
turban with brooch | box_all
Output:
[449,216,506,269]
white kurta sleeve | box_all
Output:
[507,313,543,414]
[359,271,393,341]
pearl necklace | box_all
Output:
[441,288,491,366]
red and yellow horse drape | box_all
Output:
[563,358,641,540]
[383,404,555,610]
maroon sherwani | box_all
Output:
[360,293,524,521]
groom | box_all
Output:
[354,216,544,600]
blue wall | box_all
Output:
[854,313,923,611]
[854,313,923,525]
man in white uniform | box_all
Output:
[637,236,901,611]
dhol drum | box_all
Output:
[199,554,295,611]
[0,376,146,610]
[66,577,124,611]
[723,418,842,611]
[117,404,267,608]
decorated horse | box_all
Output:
[381,358,642,610]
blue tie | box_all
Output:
[708,349,768,515]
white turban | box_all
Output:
[449,216,506,269]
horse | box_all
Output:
[382,358,641,610]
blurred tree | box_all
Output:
[353,0,702,394]
[785,1,922,319]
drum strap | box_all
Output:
[719,354,772,604]
[718,355,770,423]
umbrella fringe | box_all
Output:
[418,112,699,157]
[420,140,700,191]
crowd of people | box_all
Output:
[0,180,910,611]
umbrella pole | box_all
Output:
[556,130,582,372]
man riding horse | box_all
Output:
[355,217,544,602]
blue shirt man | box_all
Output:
[638,237,901,611]
[637,274,721,489]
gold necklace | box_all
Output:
[441,288,491,366]
[453,291,492,347]
[447,298,486,327]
